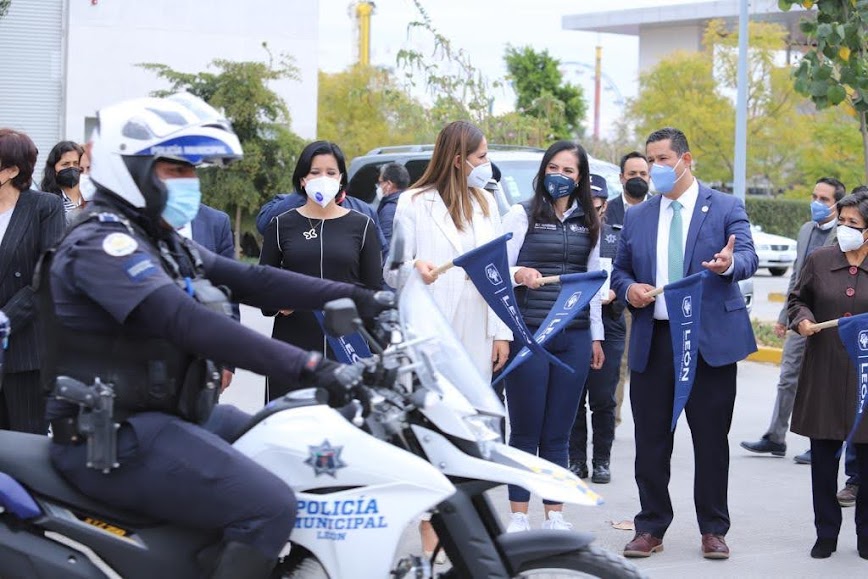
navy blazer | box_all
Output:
[611,183,758,372]
[0,189,65,373]
[191,204,240,321]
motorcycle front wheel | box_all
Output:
[514,545,646,579]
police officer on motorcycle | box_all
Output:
[41,93,384,578]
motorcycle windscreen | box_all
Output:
[399,271,506,417]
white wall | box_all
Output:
[65,0,319,142]
[639,24,705,74]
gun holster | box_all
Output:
[53,376,120,473]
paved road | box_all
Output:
[749,269,791,323]
[223,306,861,578]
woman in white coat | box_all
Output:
[385,120,512,561]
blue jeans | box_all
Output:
[505,327,591,503]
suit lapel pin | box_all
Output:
[701,205,709,213]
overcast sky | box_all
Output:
[318,0,699,136]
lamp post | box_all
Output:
[733,0,749,200]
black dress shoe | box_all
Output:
[591,462,611,484]
[811,538,837,558]
[740,435,786,457]
[569,461,589,479]
[858,535,868,560]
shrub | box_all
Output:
[744,197,809,239]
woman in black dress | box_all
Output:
[259,141,383,401]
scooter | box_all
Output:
[0,271,644,578]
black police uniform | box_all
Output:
[43,197,375,566]
[570,221,627,468]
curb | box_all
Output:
[747,346,782,365]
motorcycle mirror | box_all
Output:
[323,298,362,337]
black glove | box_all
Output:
[351,288,395,321]
[300,352,363,406]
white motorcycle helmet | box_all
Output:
[88,92,242,219]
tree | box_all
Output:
[0,1,10,20]
[395,0,556,144]
[139,47,305,256]
[318,65,435,160]
[627,20,814,189]
[780,0,868,182]
[504,46,587,139]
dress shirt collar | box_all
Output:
[660,177,699,217]
[621,192,649,208]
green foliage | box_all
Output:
[139,47,306,253]
[395,0,563,145]
[0,0,9,19]
[625,19,865,193]
[744,197,809,239]
[779,0,868,180]
[318,66,436,160]
[504,46,587,139]
[396,0,497,126]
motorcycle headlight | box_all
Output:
[464,415,501,459]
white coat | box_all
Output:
[385,188,512,380]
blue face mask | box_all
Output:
[543,173,576,199]
[650,157,684,194]
[810,200,832,223]
[161,178,202,229]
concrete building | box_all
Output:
[563,0,812,73]
[0,0,318,176]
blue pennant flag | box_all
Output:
[453,233,567,371]
[837,313,868,448]
[312,310,372,364]
[492,270,609,386]
[663,270,707,431]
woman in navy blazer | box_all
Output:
[0,128,65,433]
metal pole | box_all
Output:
[594,45,602,140]
[733,0,749,200]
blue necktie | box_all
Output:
[668,200,684,282]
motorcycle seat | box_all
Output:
[0,430,162,527]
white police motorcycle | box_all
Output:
[0,268,643,578]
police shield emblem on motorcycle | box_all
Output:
[305,440,347,477]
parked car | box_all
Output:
[346,144,624,209]
[347,144,753,312]
[751,225,796,277]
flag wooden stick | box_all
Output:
[537,275,561,286]
[809,318,840,332]
[431,260,455,277]
[644,286,664,298]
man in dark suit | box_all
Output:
[0,128,65,433]
[612,127,757,560]
[182,203,239,390]
[606,152,652,428]
[604,151,650,228]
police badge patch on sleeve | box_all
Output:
[102,233,138,257]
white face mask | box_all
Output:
[79,174,97,201]
[304,176,341,208]
[466,160,492,189]
[375,184,385,201]
[837,225,867,253]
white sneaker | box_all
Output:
[506,512,530,533]
[541,511,573,531]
